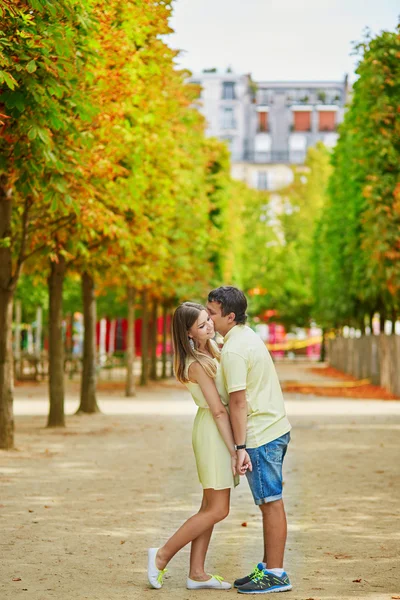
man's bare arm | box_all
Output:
[229,390,252,472]
[229,389,247,445]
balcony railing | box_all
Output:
[243,150,306,164]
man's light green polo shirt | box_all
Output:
[221,325,291,449]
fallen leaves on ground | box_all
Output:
[282,366,399,400]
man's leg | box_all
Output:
[260,498,287,568]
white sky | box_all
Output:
[168,0,399,82]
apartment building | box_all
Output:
[190,71,348,191]
[190,71,254,162]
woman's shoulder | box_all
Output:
[187,358,201,374]
[187,356,215,382]
[184,356,199,381]
[185,355,197,368]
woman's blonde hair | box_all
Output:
[172,302,220,384]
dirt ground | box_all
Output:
[1,363,400,600]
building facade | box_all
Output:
[190,72,348,191]
[190,71,254,163]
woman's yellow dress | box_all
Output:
[185,357,239,490]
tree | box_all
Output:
[313,24,400,329]
[0,0,93,447]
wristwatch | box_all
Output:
[235,444,247,450]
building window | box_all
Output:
[257,171,268,190]
[297,89,310,103]
[221,107,236,129]
[318,111,336,131]
[222,81,236,100]
[258,111,269,132]
[293,110,311,132]
[258,89,272,104]
[286,90,296,104]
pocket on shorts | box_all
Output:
[266,444,284,464]
[265,433,289,464]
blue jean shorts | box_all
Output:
[245,432,290,505]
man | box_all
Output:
[207,286,292,594]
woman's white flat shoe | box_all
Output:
[147,547,167,589]
[186,575,232,590]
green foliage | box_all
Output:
[313,24,400,327]
[2,0,272,326]
[0,0,95,281]
[15,274,47,323]
[241,144,332,327]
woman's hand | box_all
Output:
[231,453,237,476]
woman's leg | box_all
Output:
[189,492,214,580]
[156,488,230,571]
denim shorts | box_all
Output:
[245,432,290,505]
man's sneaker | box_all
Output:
[234,564,265,588]
[237,569,292,594]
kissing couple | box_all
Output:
[148,286,292,594]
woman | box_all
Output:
[148,302,251,590]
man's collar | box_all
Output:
[223,324,245,343]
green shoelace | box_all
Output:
[157,568,167,585]
[210,574,224,583]
[251,566,265,582]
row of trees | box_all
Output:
[312,25,400,330]
[0,0,256,449]
[2,5,398,449]
[240,25,399,334]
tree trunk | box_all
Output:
[140,290,149,386]
[168,307,174,378]
[391,309,397,335]
[14,299,22,380]
[47,255,66,427]
[319,327,326,362]
[369,310,375,334]
[109,319,116,355]
[379,306,387,334]
[0,288,14,449]
[77,271,99,414]
[161,302,168,379]
[0,183,15,449]
[125,286,136,397]
[34,306,43,381]
[149,299,158,381]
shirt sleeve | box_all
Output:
[221,351,247,393]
